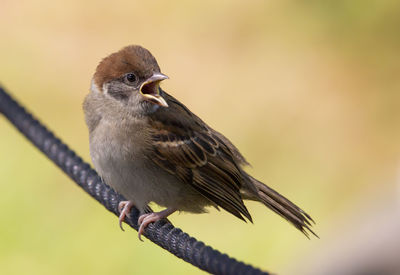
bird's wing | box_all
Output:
[148,91,252,222]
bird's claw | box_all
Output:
[118,201,134,231]
[137,208,176,241]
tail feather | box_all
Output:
[245,175,318,238]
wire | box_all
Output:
[0,87,269,275]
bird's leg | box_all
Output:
[137,208,176,241]
[118,200,135,231]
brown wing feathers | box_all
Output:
[150,116,252,222]
[149,92,316,237]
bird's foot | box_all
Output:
[118,201,135,231]
[137,208,176,241]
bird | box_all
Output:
[83,45,317,240]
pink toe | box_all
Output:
[118,201,135,231]
[138,213,150,225]
[119,214,126,231]
[138,224,146,241]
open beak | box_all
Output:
[140,73,169,107]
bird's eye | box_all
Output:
[125,73,137,83]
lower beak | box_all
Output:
[140,73,169,107]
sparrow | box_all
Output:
[83,45,316,240]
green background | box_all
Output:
[1,1,399,274]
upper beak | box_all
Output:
[140,73,169,107]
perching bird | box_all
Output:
[83,45,316,240]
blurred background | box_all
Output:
[1,0,399,274]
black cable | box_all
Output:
[0,87,269,275]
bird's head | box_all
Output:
[91,45,169,115]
